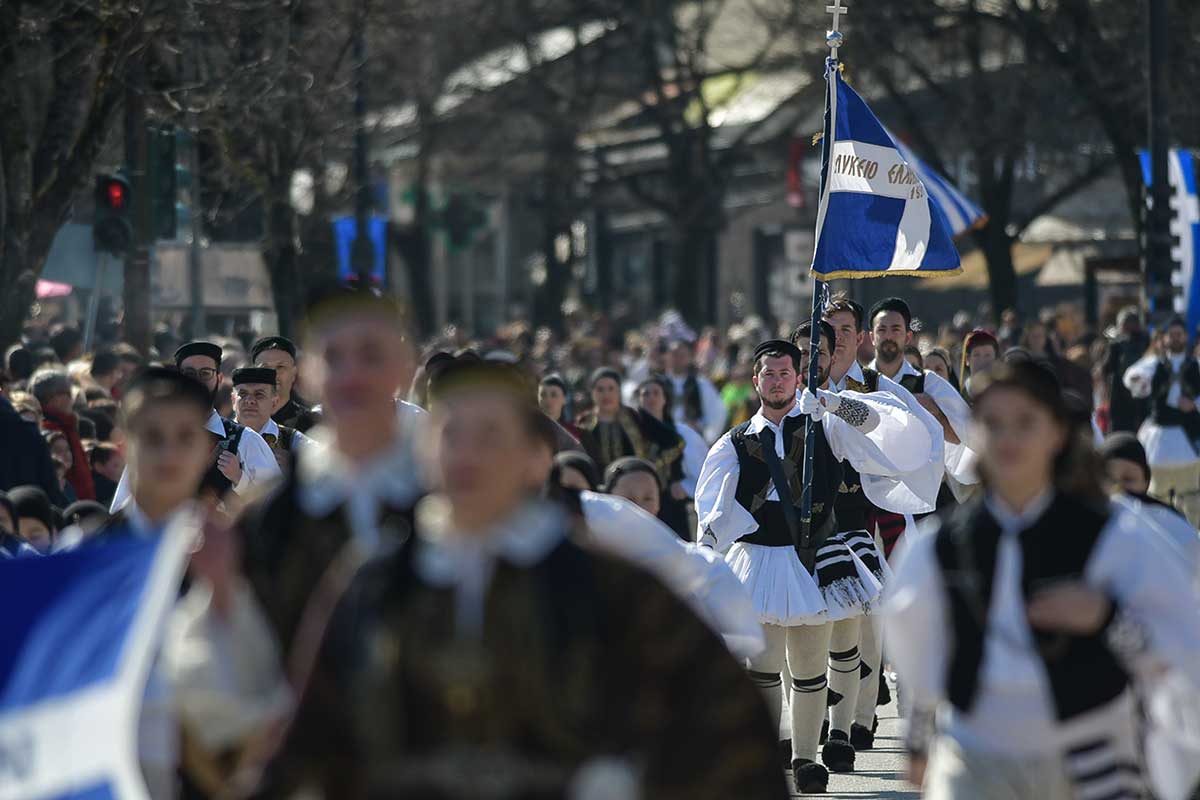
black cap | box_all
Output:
[251,336,297,362]
[753,339,803,364]
[173,341,223,367]
[868,297,913,329]
[62,500,109,527]
[232,367,277,387]
[1100,432,1150,480]
[125,366,213,413]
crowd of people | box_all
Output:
[2,287,1200,800]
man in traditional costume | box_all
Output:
[230,367,317,471]
[695,331,932,794]
[250,336,321,433]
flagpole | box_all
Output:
[798,2,847,572]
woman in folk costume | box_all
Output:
[695,331,933,794]
[577,367,689,539]
[886,360,1200,800]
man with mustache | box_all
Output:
[109,341,281,512]
[695,330,932,794]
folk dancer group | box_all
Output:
[29,287,1200,799]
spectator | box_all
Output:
[904,345,924,372]
[43,429,79,503]
[0,490,37,558]
[81,406,117,442]
[89,348,123,398]
[603,456,663,518]
[89,442,124,509]
[5,344,33,383]
[538,373,581,438]
[8,485,56,553]
[30,368,96,500]
[0,393,67,506]
[48,323,83,363]
[923,347,960,392]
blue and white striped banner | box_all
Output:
[1140,149,1200,335]
[891,137,987,237]
[0,522,193,800]
[811,60,963,280]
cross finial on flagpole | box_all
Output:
[826,0,848,59]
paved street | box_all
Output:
[782,696,919,799]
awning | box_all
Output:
[924,243,1054,290]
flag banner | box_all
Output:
[891,136,987,237]
[0,521,194,800]
[1139,149,1200,334]
[811,60,963,280]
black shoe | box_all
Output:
[819,717,829,744]
[779,739,793,770]
[821,734,856,773]
[871,714,878,734]
[850,722,875,750]
[792,759,830,794]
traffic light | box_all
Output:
[443,192,487,250]
[93,174,132,254]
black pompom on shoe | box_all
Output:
[821,732,856,773]
[792,759,830,794]
[850,722,875,750]
[779,739,793,770]
[877,670,892,706]
[819,717,830,744]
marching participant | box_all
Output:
[250,336,321,433]
[1123,316,1200,526]
[695,331,932,794]
[886,361,1200,800]
[109,341,280,512]
[230,367,317,471]
[249,358,788,799]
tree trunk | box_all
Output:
[263,173,301,338]
[668,222,714,326]
[975,220,1018,323]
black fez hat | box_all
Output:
[868,297,913,329]
[251,336,297,362]
[125,366,212,412]
[232,367,278,387]
[1100,432,1151,480]
[753,339,804,364]
[173,341,223,367]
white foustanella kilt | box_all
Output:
[725,530,882,627]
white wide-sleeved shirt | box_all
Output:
[668,372,728,444]
[110,410,282,512]
[694,393,932,552]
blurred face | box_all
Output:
[591,377,622,416]
[1025,323,1048,353]
[926,352,950,381]
[44,390,73,416]
[304,317,414,431]
[255,349,298,404]
[538,384,566,420]
[1165,325,1188,355]
[96,453,126,482]
[870,311,911,365]
[825,310,862,376]
[610,471,661,517]
[667,343,692,374]
[50,437,72,470]
[798,341,832,389]
[905,350,924,371]
[126,402,212,510]
[974,386,1065,492]
[118,359,140,385]
[233,382,277,432]
[179,355,221,398]
[968,344,998,375]
[429,391,540,526]
[0,505,13,535]
[18,517,51,553]
[1106,458,1149,497]
[754,354,802,410]
[558,466,592,492]
[637,381,667,419]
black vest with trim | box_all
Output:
[1150,358,1200,439]
[274,424,298,452]
[199,416,245,497]
[897,371,926,395]
[835,367,880,532]
[933,494,1129,721]
[729,414,841,548]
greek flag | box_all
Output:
[1140,149,1200,335]
[811,60,962,280]
[891,137,987,237]
[0,522,193,800]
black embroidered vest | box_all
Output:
[934,494,1129,721]
[834,367,881,532]
[897,372,926,395]
[198,416,245,497]
[729,415,841,548]
[1150,358,1200,440]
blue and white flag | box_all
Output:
[0,522,193,800]
[811,60,962,280]
[891,137,987,237]
[1140,149,1200,335]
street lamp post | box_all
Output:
[1145,0,1173,316]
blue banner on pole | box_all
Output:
[332,215,388,284]
[1139,149,1200,334]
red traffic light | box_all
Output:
[105,181,127,210]
[95,174,130,211]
